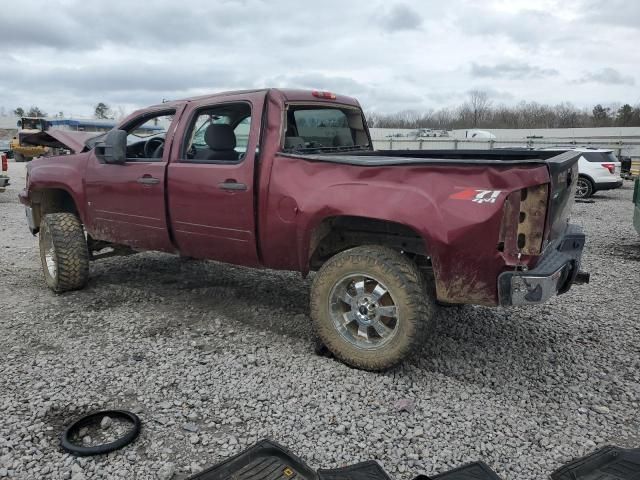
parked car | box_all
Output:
[0,139,12,157]
[0,153,9,192]
[465,129,496,139]
[634,178,640,235]
[541,147,622,198]
[413,128,437,138]
[574,148,622,198]
[19,88,589,371]
[620,156,632,180]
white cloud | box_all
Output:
[0,0,638,116]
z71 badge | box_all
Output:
[449,189,503,204]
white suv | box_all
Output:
[541,148,622,198]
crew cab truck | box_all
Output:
[19,88,589,371]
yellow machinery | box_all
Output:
[10,117,48,162]
[631,157,640,178]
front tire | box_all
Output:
[575,176,594,198]
[13,152,25,162]
[39,213,89,293]
[310,246,435,371]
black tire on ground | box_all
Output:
[13,152,26,162]
[310,245,436,371]
[39,213,89,293]
[576,176,594,198]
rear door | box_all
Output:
[166,92,266,265]
[84,107,183,252]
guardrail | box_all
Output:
[371,137,640,158]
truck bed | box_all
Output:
[281,149,578,170]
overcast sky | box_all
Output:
[0,0,638,117]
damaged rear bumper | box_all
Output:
[498,224,588,306]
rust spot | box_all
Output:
[516,184,547,255]
[434,257,495,306]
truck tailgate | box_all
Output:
[544,151,581,243]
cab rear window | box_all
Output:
[283,106,370,152]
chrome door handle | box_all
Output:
[218,181,247,191]
[137,176,160,185]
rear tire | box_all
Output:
[575,176,594,198]
[39,213,89,293]
[310,246,436,371]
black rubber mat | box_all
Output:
[550,445,640,480]
[428,461,502,480]
[318,461,392,480]
[187,439,316,480]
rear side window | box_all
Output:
[181,102,251,163]
[582,152,618,163]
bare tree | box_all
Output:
[468,90,491,127]
[365,97,640,129]
[113,105,128,120]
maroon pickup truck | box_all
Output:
[20,88,588,370]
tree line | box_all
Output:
[10,93,640,130]
[11,102,119,120]
[366,90,640,130]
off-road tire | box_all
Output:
[39,213,89,293]
[310,245,436,371]
[576,176,594,198]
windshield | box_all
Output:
[19,118,45,131]
[282,106,370,153]
[129,115,171,139]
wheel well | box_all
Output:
[308,216,429,270]
[578,173,594,185]
[31,188,79,230]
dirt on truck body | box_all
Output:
[19,88,588,370]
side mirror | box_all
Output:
[95,129,127,164]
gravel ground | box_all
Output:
[1,161,639,480]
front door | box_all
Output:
[84,108,181,252]
[167,97,262,265]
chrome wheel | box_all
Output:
[328,274,399,350]
[41,227,57,279]
[575,178,589,198]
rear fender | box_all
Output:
[298,182,440,272]
[294,165,551,306]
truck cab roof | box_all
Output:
[147,88,362,110]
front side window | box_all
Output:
[283,106,370,152]
[182,103,251,163]
[124,111,175,162]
